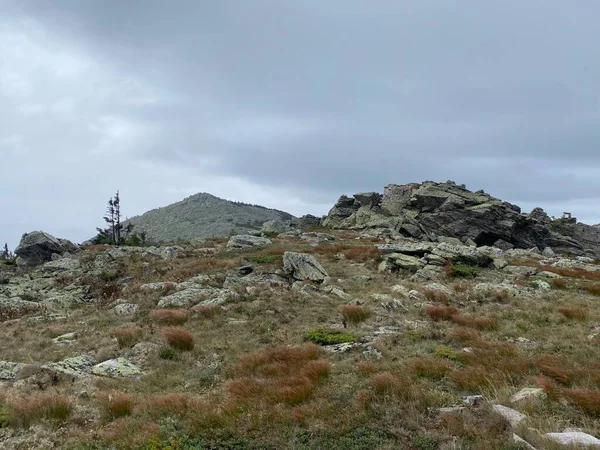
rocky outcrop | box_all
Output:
[14,231,81,266]
[323,181,597,256]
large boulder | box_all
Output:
[15,231,77,266]
[261,220,292,234]
[283,252,329,283]
[431,242,493,267]
[227,235,272,249]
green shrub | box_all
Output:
[447,264,479,278]
[305,329,358,345]
[262,231,279,238]
[412,435,439,450]
[159,347,177,360]
[435,346,462,361]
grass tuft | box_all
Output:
[161,327,195,351]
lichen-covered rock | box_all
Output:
[15,231,77,266]
[157,287,234,308]
[41,355,96,377]
[431,242,493,267]
[227,235,272,249]
[283,252,329,282]
[111,303,139,315]
[261,219,291,234]
[378,253,423,272]
[91,358,143,378]
[53,332,77,345]
[0,361,23,380]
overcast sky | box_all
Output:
[2,1,600,249]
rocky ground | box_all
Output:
[1,229,600,449]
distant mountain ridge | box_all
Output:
[123,193,295,244]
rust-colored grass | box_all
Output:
[340,305,372,324]
[161,327,195,351]
[408,357,453,380]
[370,372,415,400]
[556,306,587,321]
[422,289,449,304]
[141,393,195,417]
[535,355,575,386]
[549,278,567,289]
[97,391,135,420]
[149,308,190,325]
[511,262,600,281]
[5,393,74,427]
[227,344,329,406]
[531,376,562,401]
[450,327,482,344]
[583,283,600,296]
[450,315,499,330]
[356,361,376,376]
[343,246,381,262]
[111,327,143,349]
[562,388,600,417]
[192,304,223,319]
[425,305,458,321]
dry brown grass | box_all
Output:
[408,357,453,380]
[97,391,135,420]
[340,304,372,325]
[583,283,600,296]
[450,327,482,344]
[356,361,376,376]
[192,304,223,319]
[111,327,143,348]
[227,344,329,406]
[562,388,600,416]
[141,393,195,417]
[549,278,567,289]
[422,289,449,304]
[342,246,381,262]
[149,308,190,325]
[425,305,458,321]
[370,372,416,400]
[512,262,600,281]
[5,393,74,427]
[450,315,499,330]
[556,306,587,321]
[535,355,575,386]
[161,327,195,351]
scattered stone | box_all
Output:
[544,431,600,447]
[437,406,467,413]
[283,252,329,283]
[322,285,350,299]
[227,235,272,249]
[424,282,453,296]
[161,246,182,259]
[91,358,143,378]
[511,388,545,403]
[462,395,485,406]
[322,342,361,353]
[0,361,23,380]
[53,332,77,345]
[431,242,493,267]
[261,219,291,234]
[492,259,509,270]
[492,404,527,428]
[363,346,382,359]
[111,303,139,315]
[503,265,538,276]
[531,280,551,291]
[541,247,556,258]
[538,271,563,279]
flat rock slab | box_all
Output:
[545,431,600,447]
[0,361,23,380]
[227,235,272,249]
[511,388,545,403]
[376,242,435,255]
[53,332,77,345]
[91,358,143,378]
[41,355,96,377]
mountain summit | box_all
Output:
[124,193,295,243]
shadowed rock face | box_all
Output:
[15,231,81,266]
[323,181,594,256]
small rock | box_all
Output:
[41,355,96,378]
[111,303,139,315]
[512,434,537,450]
[511,388,545,403]
[492,259,509,270]
[541,247,556,258]
[492,404,527,428]
[53,332,77,345]
[323,342,361,353]
[462,395,485,406]
[531,280,551,291]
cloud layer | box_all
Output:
[2,1,600,249]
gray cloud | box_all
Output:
[2,0,600,249]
